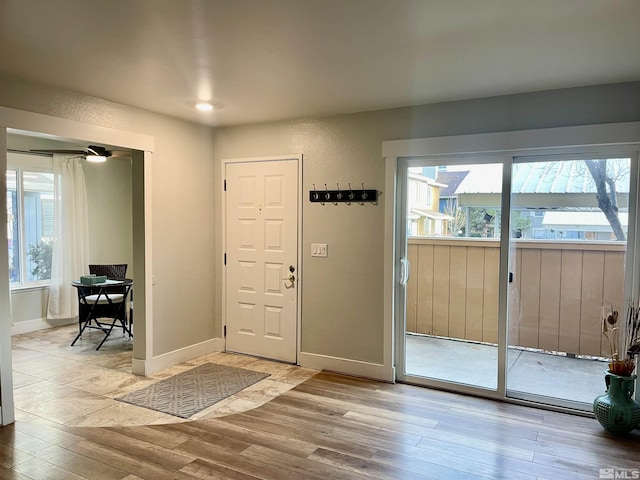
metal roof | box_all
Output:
[455,160,630,194]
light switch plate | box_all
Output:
[311,243,328,257]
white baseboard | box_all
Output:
[132,337,225,376]
[299,351,395,382]
[11,317,75,335]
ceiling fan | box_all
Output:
[30,145,130,162]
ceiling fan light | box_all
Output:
[86,154,107,163]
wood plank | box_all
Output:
[538,249,561,351]
[283,390,445,429]
[483,245,499,343]
[296,378,453,415]
[448,245,467,339]
[216,411,377,459]
[65,426,196,471]
[558,250,583,354]
[0,441,34,469]
[580,250,605,356]
[518,248,541,349]
[31,443,129,480]
[432,244,451,336]
[244,444,373,480]
[602,250,625,356]
[147,422,251,453]
[416,243,435,335]
[465,246,485,342]
[236,407,422,455]
[310,447,433,480]
[0,463,34,480]
[372,447,536,480]
[178,458,262,480]
[13,422,84,449]
[257,400,424,447]
[10,456,94,480]
[176,439,361,480]
[196,416,319,458]
[106,425,190,450]
[68,439,200,480]
[0,424,58,456]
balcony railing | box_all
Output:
[406,237,626,357]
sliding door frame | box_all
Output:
[394,153,512,400]
[383,121,640,412]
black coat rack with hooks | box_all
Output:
[309,183,378,204]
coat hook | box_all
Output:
[361,182,368,200]
[324,183,330,201]
[312,184,319,201]
[336,183,343,200]
[348,182,355,200]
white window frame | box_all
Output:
[7,154,54,290]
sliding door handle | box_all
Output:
[400,257,411,286]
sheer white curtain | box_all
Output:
[47,155,90,319]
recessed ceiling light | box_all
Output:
[195,102,214,112]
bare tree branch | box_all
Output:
[585,159,626,241]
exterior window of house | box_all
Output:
[532,228,546,239]
[424,184,432,207]
[7,168,55,286]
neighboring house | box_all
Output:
[407,169,451,236]
[436,170,469,213]
[541,211,629,240]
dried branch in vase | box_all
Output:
[602,299,640,376]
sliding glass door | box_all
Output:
[397,150,639,411]
[506,155,633,409]
[399,158,503,391]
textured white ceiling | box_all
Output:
[1,0,639,127]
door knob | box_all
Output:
[282,273,295,288]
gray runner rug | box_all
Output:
[116,363,269,418]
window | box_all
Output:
[7,167,54,286]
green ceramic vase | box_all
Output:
[593,372,640,435]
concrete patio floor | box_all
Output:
[405,334,611,408]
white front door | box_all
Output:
[225,158,298,363]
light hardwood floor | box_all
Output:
[3,325,640,479]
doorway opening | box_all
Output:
[0,111,153,426]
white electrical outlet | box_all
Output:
[311,243,328,257]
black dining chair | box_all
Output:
[71,263,132,349]
[72,279,133,349]
[89,263,133,326]
[89,263,127,279]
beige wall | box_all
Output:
[0,73,217,356]
[84,158,133,269]
[214,81,640,367]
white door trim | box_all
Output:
[221,154,303,363]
